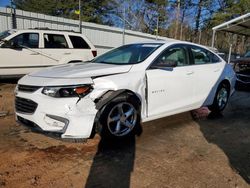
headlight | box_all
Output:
[42,85,93,98]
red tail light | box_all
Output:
[92,50,97,57]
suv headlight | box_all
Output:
[42,85,93,98]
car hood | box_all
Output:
[29,62,133,79]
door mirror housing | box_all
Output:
[1,40,21,49]
[150,60,177,70]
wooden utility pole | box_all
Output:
[79,0,82,33]
[175,0,180,39]
[10,0,17,29]
[156,16,159,40]
[122,5,125,45]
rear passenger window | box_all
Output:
[191,46,220,64]
[44,34,68,48]
[69,35,90,49]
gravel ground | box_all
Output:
[0,83,249,188]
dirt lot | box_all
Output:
[0,83,249,188]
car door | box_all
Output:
[40,33,72,65]
[0,32,43,75]
[146,44,196,119]
[68,35,95,61]
[187,45,224,107]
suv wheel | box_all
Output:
[208,83,229,113]
[99,95,140,138]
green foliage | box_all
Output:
[13,0,113,24]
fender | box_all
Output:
[95,89,127,110]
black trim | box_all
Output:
[95,90,126,110]
[18,84,41,92]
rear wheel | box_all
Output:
[99,95,140,139]
[208,83,230,113]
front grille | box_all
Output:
[18,85,41,93]
[15,97,38,114]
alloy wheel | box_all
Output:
[216,87,228,110]
[107,102,137,137]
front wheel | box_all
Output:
[99,95,140,139]
[208,83,230,113]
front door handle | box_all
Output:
[214,69,220,72]
[186,71,194,75]
[64,52,71,55]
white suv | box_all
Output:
[0,28,96,77]
[15,41,236,141]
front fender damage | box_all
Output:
[61,96,98,139]
[61,88,115,139]
[62,72,147,139]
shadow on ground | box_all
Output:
[85,125,143,188]
[196,91,250,184]
[0,78,19,85]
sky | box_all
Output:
[0,0,10,7]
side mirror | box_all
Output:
[156,60,178,67]
[2,40,21,49]
[165,60,178,67]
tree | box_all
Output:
[13,0,113,24]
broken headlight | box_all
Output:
[42,85,93,98]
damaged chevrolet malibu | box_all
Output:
[15,40,236,141]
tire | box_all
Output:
[98,94,140,139]
[208,83,230,113]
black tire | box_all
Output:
[98,94,140,139]
[208,82,230,113]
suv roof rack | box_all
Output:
[28,27,80,33]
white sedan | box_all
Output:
[15,41,236,141]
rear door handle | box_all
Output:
[30,52,39,55]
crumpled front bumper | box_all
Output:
[15,88,98,139]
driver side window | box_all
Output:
[9,33,39,48]
[151,46,189,68]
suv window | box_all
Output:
[69,35,90,49]
[44,34,68,48]
[191,46,220,64]
[8,33,39,48]
[244,51,250,58]
[152,46,189,68]
[0,30,13,40]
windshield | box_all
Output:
[0,30,12,40]
[93,43,162,65]
[244,51,250,58]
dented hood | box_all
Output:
[29,62,133,79]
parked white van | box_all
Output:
[0,28,97,77]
